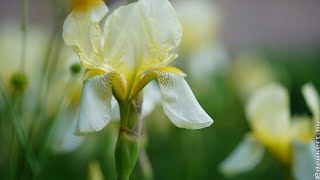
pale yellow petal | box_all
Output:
[103,0,182,78]
[63,0,108,68]
[291,116,314,142]
[246,83,291,163]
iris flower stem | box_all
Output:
[119,102,131,129]
[20,0,28,72]
[115,100,141,180]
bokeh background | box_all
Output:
[0,0,319,179]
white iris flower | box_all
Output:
[220,83,319,180]
[63,0,213,133]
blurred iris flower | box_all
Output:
[63,0,213,133]
[174,0,228,85]
[220,83,319,180]
[173,0,221,52]
[228,53,275,100]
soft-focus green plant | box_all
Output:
[0,7,84,179]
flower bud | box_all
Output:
[10,72,28,92]
[70,62,81,75]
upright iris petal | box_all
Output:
[246,84,291,163]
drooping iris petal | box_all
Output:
[76,72,114,133]
[155,71,213,129]
[219,134,265,176]
[302,83,320,122]
[103,0,182,77]
[63,0,108,68]
[246,83,291,163]
[292,141,316,180]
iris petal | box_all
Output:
[220,134,265,176]
[246,83,291,163]
[292,141,316,180]
[103,0,182,76]
[76,71,114,134]
[302,83,320,122]
[63,0,108,68]
[155,71,213,129]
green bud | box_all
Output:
[70,62,81,74]
[10,72,28,92]
[115,130,139,180]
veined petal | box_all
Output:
[302,83,320,122]
[292,141,316,180]
[76,71,114,134]
[155,70,213,129]
[220,134,265,176]
[246,83,291,163]
[63,0,108,68]
[103,0,182,77]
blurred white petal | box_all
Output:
[220,134,265,176]
[246,83,291,140]
[156,71,213,129]
[76,72,114,134]
[142,81,161,117]
[53,108,84,153]
[302,83,320,121]
[189,43,229,81]
[246,83,291,162]
[173,0,221,50]
[292,141,316,180]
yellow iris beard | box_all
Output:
[252,130,291,165]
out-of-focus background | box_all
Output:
[0,0,319,179]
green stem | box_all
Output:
[0,80,38,176]
[9,128,17,180]
[20,0,28,72]
[115,101,141,180]
[119,102,131,128]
